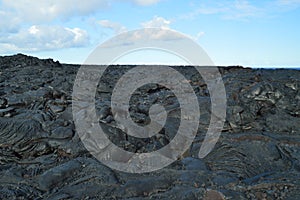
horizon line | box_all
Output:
[1,53,299,69]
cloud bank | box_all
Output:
[0,0,163,53]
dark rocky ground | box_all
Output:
[0,54,299,199]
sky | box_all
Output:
[0,0,300,67]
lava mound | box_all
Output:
[0,54,300,199]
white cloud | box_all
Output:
[98,16,182,47]
[98,16,176,45]
[139,29,182,40]
[225,0,263,20]
[180,0,265,20]
[194,31,205,41]
[276,0,300,9]
[98,20,127,34]
[181,0,300,21]
[28,26,39,35]
[0,0,162,29]
[1,0,163,23]
[0,0,164,54]
[0,25,89,52]
[131,0,161,6]
[140,16,202,42]
[0,10,21,33]
[1,0,110,23]
[0,44,19,54]
[101,28,186,50]
[141,16,171,29]
[277,0,300,5]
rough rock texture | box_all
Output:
[0,54,299,199]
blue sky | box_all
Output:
[0,0,299,67]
